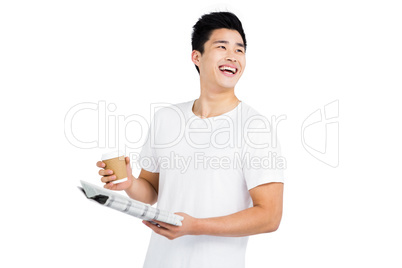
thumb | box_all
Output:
[125,156,130,165]
[125,156,133,173]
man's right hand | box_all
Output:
[96,156,134,191]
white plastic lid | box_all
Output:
[101,150,125,160]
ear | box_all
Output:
[191,50,201,67]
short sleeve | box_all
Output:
[138,119,160,173]
[241,121,285,190]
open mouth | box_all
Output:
[219,65,238,76]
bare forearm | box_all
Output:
[125,177,158,205]
[143,183,284,240]
[194,205,281,237]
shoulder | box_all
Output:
[240,102,262,116]
[239,102,270,128]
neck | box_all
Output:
[192,86,240,118]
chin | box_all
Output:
[218,80,239,89]
[221,84,237,90]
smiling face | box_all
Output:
[192,28,246,92]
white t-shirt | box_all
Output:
[139,99,285,268]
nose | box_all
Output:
[225,50,237,62]
[225,56,237,62]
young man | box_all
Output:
[97,12,284,268]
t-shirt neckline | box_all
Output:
[189,99,242,120]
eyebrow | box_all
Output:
[212,40,245,48]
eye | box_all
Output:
[218,45,226,49]
[236,49,244,53]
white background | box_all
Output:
[1,0,401,267]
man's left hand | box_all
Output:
[142,212,198,240]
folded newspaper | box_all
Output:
[79,180,184,226]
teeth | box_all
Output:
[219,66,237,73]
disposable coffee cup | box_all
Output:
[101,151,128,184]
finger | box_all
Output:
[96,161,105,168]
[125,156,130,165]
[151,220,174,230]
[104,182,112,190]
[143,220,158,230]
[143,221,165,230]
[143,221,170,236]
[101,175,116,183]
[103,181,118,190]
[99,169,114,176]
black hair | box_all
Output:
[191,11,247,73]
